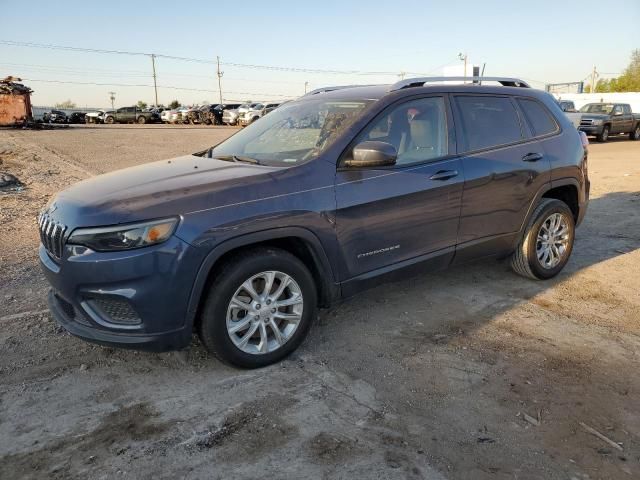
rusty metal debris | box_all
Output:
[0,172,23,192]
[1,76,34,127]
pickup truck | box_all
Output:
[578,103,640,142]
[103,106,161,125]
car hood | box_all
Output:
[580,113,610,120]
[50,154,284,229]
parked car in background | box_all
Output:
[239,103,283,126]
[67,112,87,124]
[103,106,161,124]
[239,103,266,126]
[184,105,205,124]
[558,100,577,112]
[174,106,191,124]
[213,103,241,125]
[43,110,68,123]
[222,106,241,125]
[40,77,590,368]
[578,103,640,141]
[198,104,220,125]
[263,102,283,115]
[555,100,582,129]
[85,110,105,124]
[160,109,174,124]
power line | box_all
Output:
[21,78,292,98]
[0,39,446,77]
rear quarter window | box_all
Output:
[517,98,559,137]
[454,96,523,151]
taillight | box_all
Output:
[579,131,589,153]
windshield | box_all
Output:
[580,103,615,114]
[211,99,373,166]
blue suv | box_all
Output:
[39,77,590,367]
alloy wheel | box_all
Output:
[226,271,303,355]
[536,213,570,269]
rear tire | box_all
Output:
[198,247,317,368]
[597,125,609,142]
[510,199,575,280]
[630,125,640,141]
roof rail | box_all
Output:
[389,76,531,91]
[303,85,374,96]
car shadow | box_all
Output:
[317,190,640,342]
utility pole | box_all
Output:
[151,54,158,107]
[458,52,468,79]
[108,91,115,109]
[590,65,598,93]
[216,56,224,104]
[304,81,309,94]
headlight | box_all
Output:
[67,218,178,252]
[592,119,603,125]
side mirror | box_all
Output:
[345,141,397,168]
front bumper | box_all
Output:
[578,125,603,135]
[48,290,191,351]
[40,236,203,352]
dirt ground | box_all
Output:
[0,124,639,480]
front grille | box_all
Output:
[87,297,141,325]
[580,119,593,126]
[38,213,68,259]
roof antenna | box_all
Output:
[479,63,486,85]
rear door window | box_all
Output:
[454,96,523,151]
[517,98,558,137]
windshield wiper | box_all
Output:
[232,155,260,165]
[211,153,261,165]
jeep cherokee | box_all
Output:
[39,77,590,368]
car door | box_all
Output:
[452,94,551,260]
[622,104,634,132]
[114,107,125,122]
[611,105,625,133]
[335,95,463,281]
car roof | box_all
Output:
[302,83,552,103]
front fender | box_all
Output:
[184,226,339,330]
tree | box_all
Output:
[585,50,640,93]
[137,100,148,110]
[616,49,640,92]
[168,100,181,109]
[55,100,76,109]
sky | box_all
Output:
[1,0,639,108]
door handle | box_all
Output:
[429,170,458,181]
[522,152,543,162]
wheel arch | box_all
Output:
[186,227,339,331]
[542,181,579,222]
[511,178,581,251]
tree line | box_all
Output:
[586,49,640,93]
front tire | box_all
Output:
[137,116,146,124]
[198,248,317,368]
[104,116,115,124]
[597,125,609,142]
[511,199,575,280]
